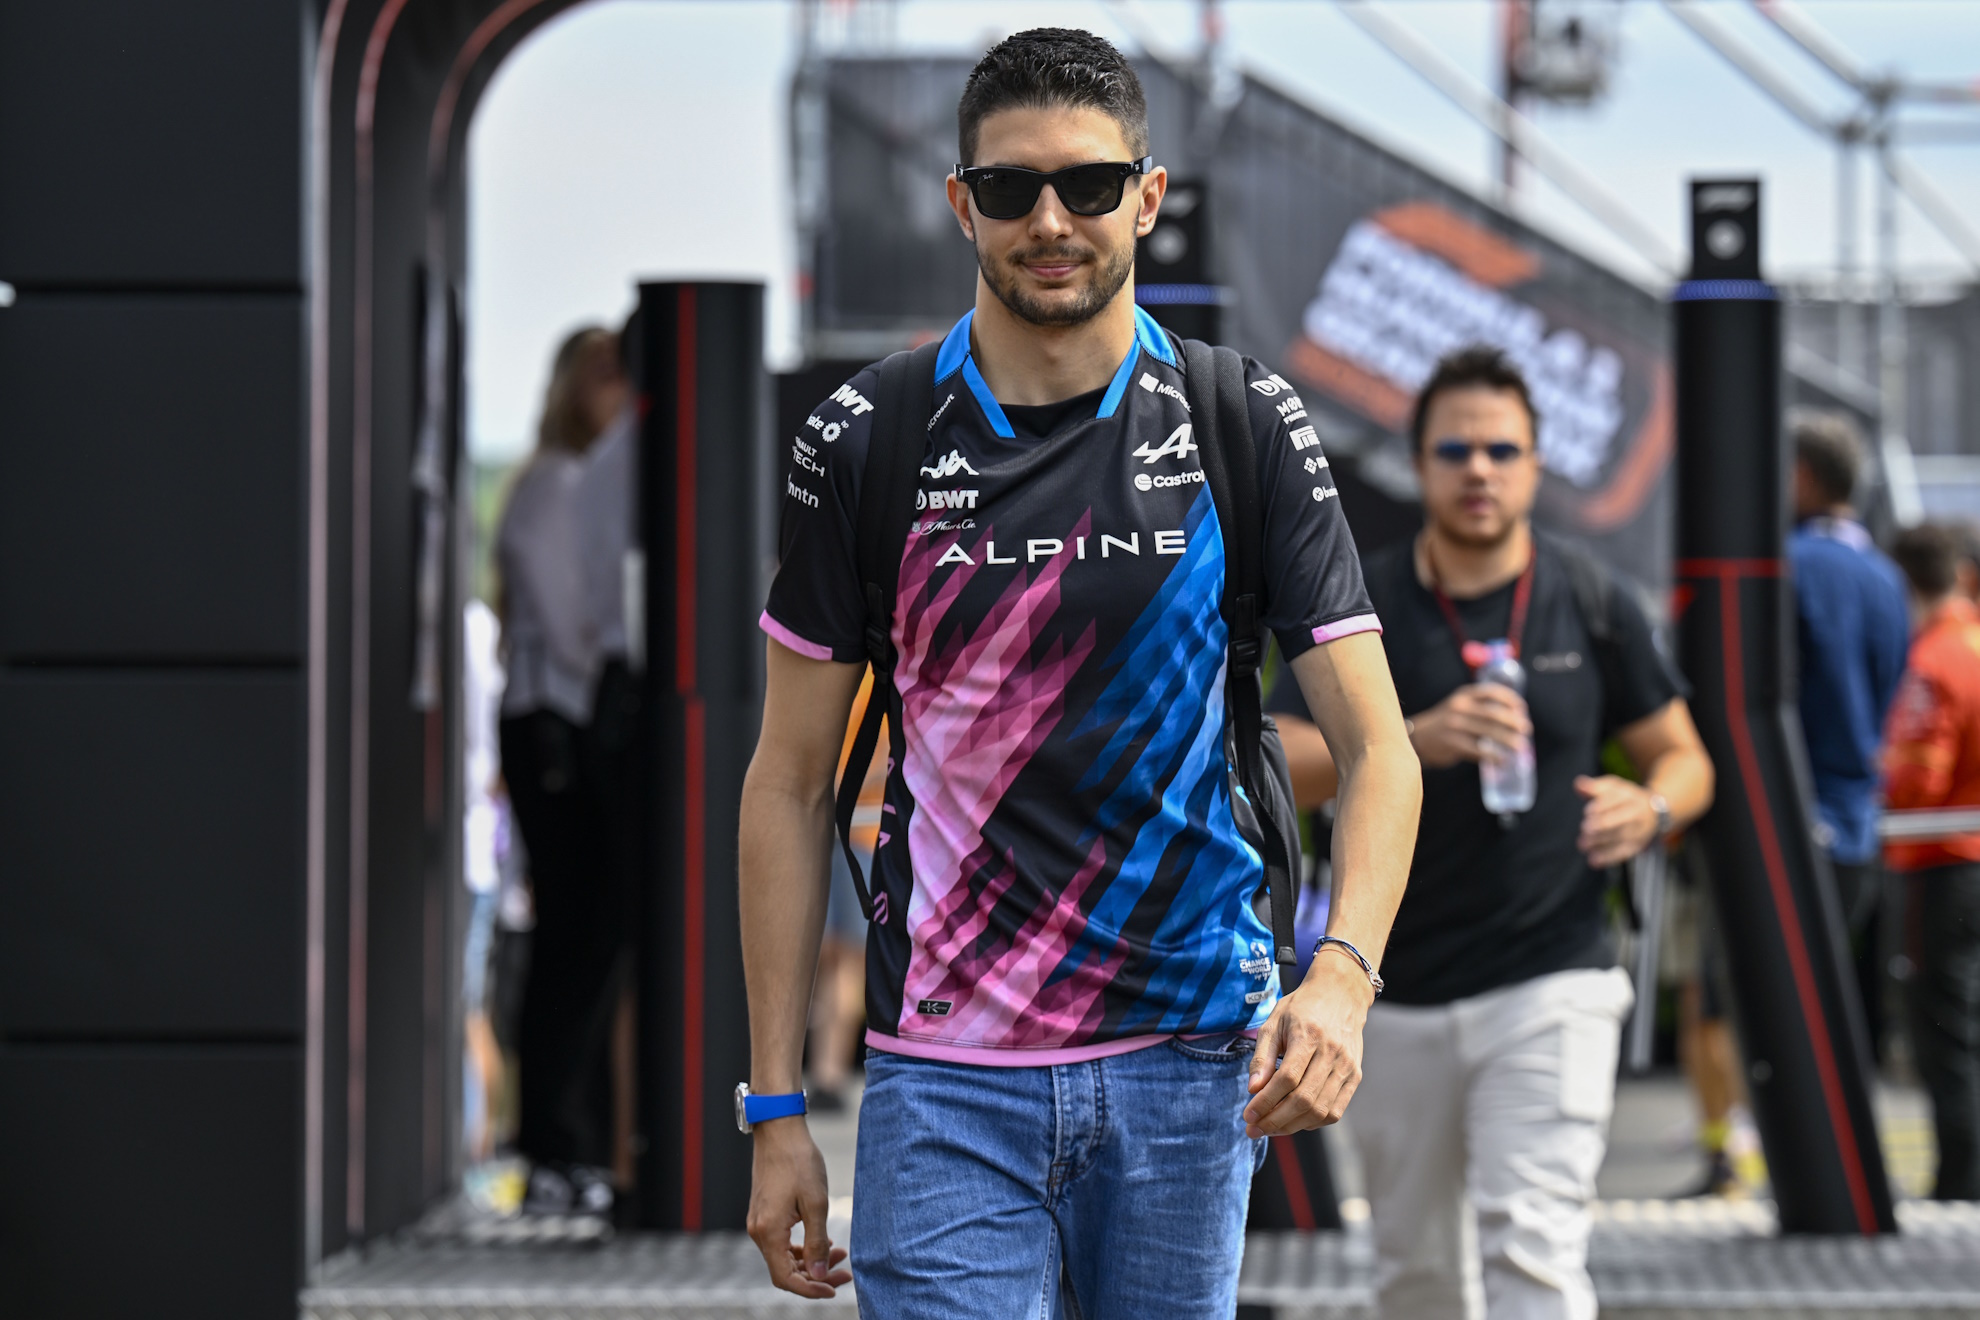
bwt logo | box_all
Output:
[829,383,875,416]
[916,488,979,511]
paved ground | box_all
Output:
[304,1069,1964,1318]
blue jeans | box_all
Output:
[851,1035,1266,1318]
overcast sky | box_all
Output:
[467,0,1980,463]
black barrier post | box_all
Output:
[634,281,768,1231]
[1673,180,1895,1234]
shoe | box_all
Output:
[522,1164,576,1215]
[569,1165,615,1217]
[1680,1148,1746,1199]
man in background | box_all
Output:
[1268,346,1714,1318]
[1885,524,1980,1201]
[1789,410,1911,1059]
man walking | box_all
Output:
[1265,346,1714,1318]
[737,30,1421,1315]
[1884,523,1980,1201]
[1788,410,1910,1059]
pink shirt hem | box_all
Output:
[1312,612,1383,646]
[864,1028,1175,1068]
[759,609,836,662]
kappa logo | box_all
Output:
[1248,372,1296,398]
[916,999,953,1017]
[921,449,978,480]
[916,488,980,511]
[1289,425,1320,451]
[1136,372,1192,411]
[1303,456,1329,475]
[829,383,875,416]
[1132,422,1197,466]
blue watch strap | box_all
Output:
[743,1091,807,1125]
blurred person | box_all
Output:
[1788,410,1910,1061]
[571,317,644,1190]
[738,30,1421,1313]
[1884,523,1980,1200]
[1266,346,1714,1319]
[462,598,508,1162]
[1954,521,1980,602]
[1665,838,1765,1197]
[494,325,628,1217]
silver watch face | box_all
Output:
[734,1082,751,1133]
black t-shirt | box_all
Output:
[1268,534,1683,1005]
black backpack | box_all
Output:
[831,337,1306,970]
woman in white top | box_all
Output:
[494,326,629,1213]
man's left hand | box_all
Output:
[1575,774,1659,868]
[1243,951,1374,1138]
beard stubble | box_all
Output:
[977,234,1137,328]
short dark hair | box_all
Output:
[957,29,1149,167]
[1409,345,1539,452]
[1791,409,1864,506]
[1894,522,1962,599]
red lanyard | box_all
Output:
[1423,539,1535,673]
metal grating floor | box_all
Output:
[301,1200,1980,1319]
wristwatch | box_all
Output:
[1648,791,1672,840]
[734,1082,807,1134]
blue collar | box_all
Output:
[932,305,1179,439]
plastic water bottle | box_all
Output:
[1477,639,1536,818]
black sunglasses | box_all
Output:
[1431,439,1530,465]
[954,157,1155,221]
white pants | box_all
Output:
[1352,966,1633,1320]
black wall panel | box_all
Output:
[0,1,305,286]
[0,1048,299,1319]
[0,298,305,660]
[0,673,302,1038]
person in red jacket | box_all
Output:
[1885,522,1980,1200]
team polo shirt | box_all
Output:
[762,306,1378,1064]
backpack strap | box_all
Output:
[834,339,941,924]
[1184,339,1301,969]
[1543,532,1629,727]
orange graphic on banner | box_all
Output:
[1371,202,1539,289]
[1573,362,1673,532]
[1282,337,1412,432]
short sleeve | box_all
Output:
[1600,580,1687,735]
[760,369,880,664]
[1241,359,1379,660]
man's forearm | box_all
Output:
[1326,735,1419,968]
[1645,746,1714,832]
[739,765,835,1094]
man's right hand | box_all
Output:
[745,1118,851,1298]
[1410,684,1532,769]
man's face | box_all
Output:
[947,105,1164,328]
[1412,385,1540,548]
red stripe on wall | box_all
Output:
[1703,564,1878,1234]
[1272,1136,1317,1232]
